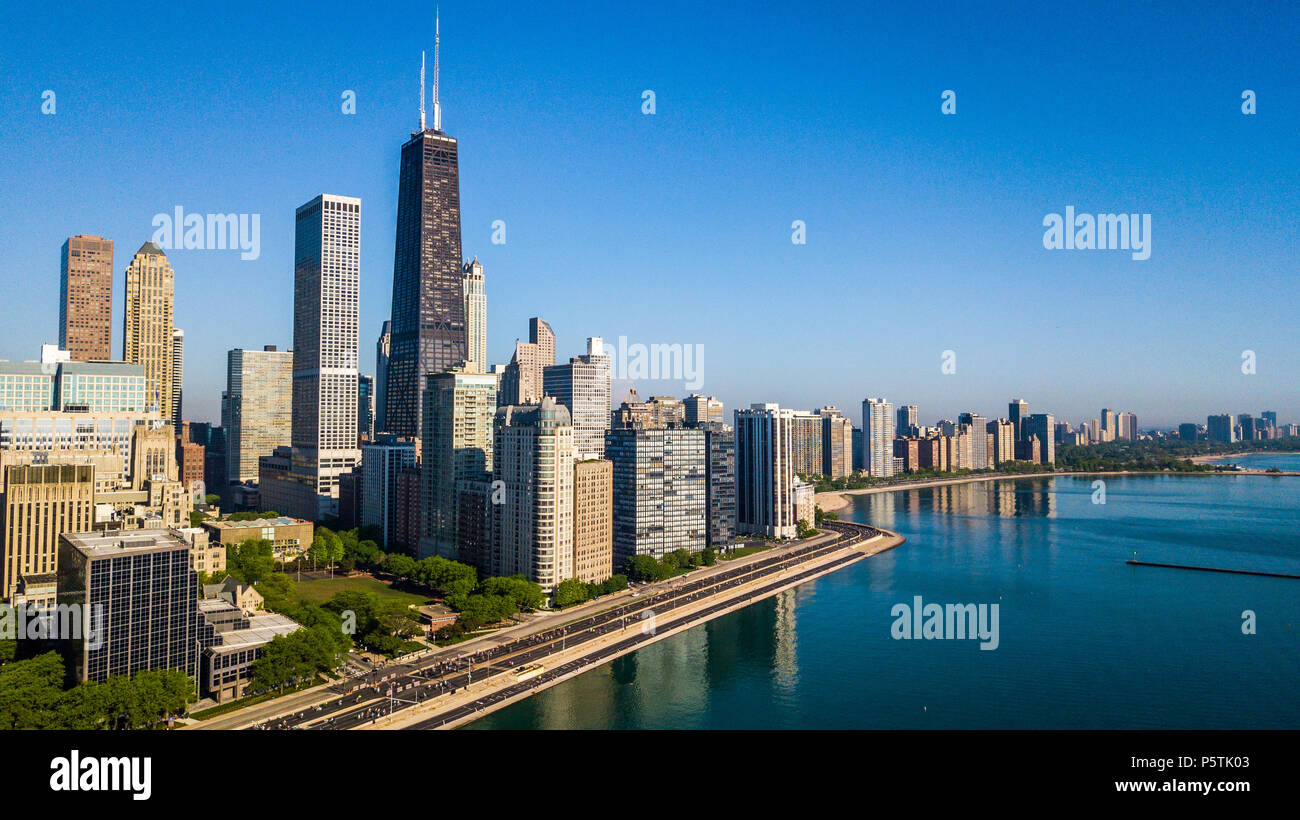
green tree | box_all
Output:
[553,578,591,609]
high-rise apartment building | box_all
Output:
[0,463,95,606]
[958,412,988,470]
[225,347,292,484]
[421,371,497,560]
[572,459,613,584]
[606,425,706,564]
[735,403,796,539]
[543,337,611,459]
[819,407,854,479]
[493,399,574,591]
[1117,412,1138,441]
[361,436,418,549]
[862,398,896,478]
[60,235,114,362]
[987,418,1016,465]
[386,30,467,438]
[791,411,824,477]
[462,258,486,374]
[702,423,736,546]
[280,194,363,520]
[123,241,175,420]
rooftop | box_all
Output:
[62,529,188,558]
[205,516,309,530]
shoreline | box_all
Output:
[1189,450,1300,464]
[814,467,1300,512]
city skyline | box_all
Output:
[2,2,1297,429]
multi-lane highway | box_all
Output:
[242,521,891,731]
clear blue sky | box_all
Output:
[1,0,1296,428]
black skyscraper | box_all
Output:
[386,20,466,438]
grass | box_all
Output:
[719,544,774,560]
[291,574,432,607]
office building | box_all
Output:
[0,463,95,606]
[987,418,1016,464]
[171,328,184,426]
[684,394,724,427]
[224,347,292,484]
[500,318,555,406]
[385,32,467,438]
[59,235,114,362]
[202,516,313,562]
[735,403,796,539]
[375,321,390,433]
[1025,413,1055,465]
[544,337,612,459]
[896,405,919,438]
[493,399,574,591]
[122,241,176,419]
[358,374,374,441]
[57,528,206,684]
[572,458,613,584]
[1207,414,1236,444]
[1009,399,1028,441]
[862,398,896,478]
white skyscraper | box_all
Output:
[462,259,486,374]
[862,398,895,478]
[543,336,611,460]
[268,194,362,519]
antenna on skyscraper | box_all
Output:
[432,7,442,131]
[419,51,427,131]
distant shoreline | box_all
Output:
[1189,451,1300,464]
[814,467,1300,512]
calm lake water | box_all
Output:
[466,471,1300,729]
[1200,452,1300,471]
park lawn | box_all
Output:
[292,574,432,607]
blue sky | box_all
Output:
[1,0,1296,428]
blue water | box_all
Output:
[1200,452,1300,471]
[466,473,1300,729]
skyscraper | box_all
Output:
[500,318,555,406]
[357,374,374,440]
[1009,399,1028,442]
[703,423,736,546]
[790,411,824,476]
[171,328,184,426]
[607,425,706,563]
[225,346,292,484]
[819,407,854,478]
[572,459,613,584]
[361,436,417,549]
[59,235,114,362]
[1,463,95,606]
[375,320,391,434]
[1025,413,1056,465]
[462,258,486,374]
[1207,414,1236,444]
[684,394,724,427]
[421,371,497,560]
[123,241,175,420]
[862,398,895,478]
[493,398,574,591]
[386,22,467,438]
[283,194,362,520]
[896,404,919,437]
[735,403,796,539]
[543,337,611,459]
